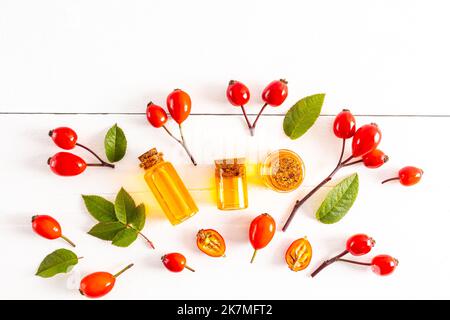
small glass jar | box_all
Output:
[260,149,305,192]
[215,158,248,210]
[139,148,198,225]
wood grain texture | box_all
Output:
[0,0,449,115]
[0,114,447,299]
[1,0,448,300]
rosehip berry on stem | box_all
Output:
[351,123,382,158]
[261,79,288,107]
[282,121,382,232]
[343,149,389,168]
[334,255,398,276]
[227,80,250,106]
[146,102,168,128]
[152,89,197,166]
[382,166,423,186]
[311,233,375,277]
[48,152,87,176]
[162,253,195,272]
[49,127,114,168]
[249,213,276,263]
[362,149,389,168]
[79,263,134,298]
[346,234,375,256]
[32,215,76,247]
[167,89,191,125]
[251,79,288,135]
[333,109,356,139]
[49,127,77,149]
[227,80,252,134]
[371,255,398,276]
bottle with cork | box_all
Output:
[139,148,198,225]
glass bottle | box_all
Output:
[139,148,198,225]
[260,149,305,192]
[215,158,248,210]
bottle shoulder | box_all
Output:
[144,161,174,176]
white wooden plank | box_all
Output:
[1,0,449,115]
[0,114,448,299]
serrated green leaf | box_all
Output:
[36,249,78,278]
[104,123,127,162]
[82,195,116,222]
[114,188,135,224]
[283,93,325,140]
[127,203,146,231]
[112,228,138,247]
[88,221,125,240]
[316,173,359,224]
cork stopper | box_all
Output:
[138,148,164,170]
[215,158,246,178]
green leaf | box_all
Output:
[283,93,325,140]
[82,195,116,222]
[88,221,125,240]
[114,188,136,224]
[112,228,138,247]
[127,203,146,231]
[104,123,127,162]
[36,249,78,278]
[316,173,359,224]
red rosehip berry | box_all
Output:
[79,264,133,298]
[48,152,86,176]
[227,80,250,106]
[161,253,195,273]
[351,123,382,157]
[346,234,375,256]
[166,89,191,124]
[262,79,288,107]
[49,127,78,150]
[371,255,398,276]
[80,272,115,298]
[382,166,423,186]
[146,102,168,128]
[333,109,356,139]
[362,149,389,168]
[399,166,423,186]
[32,215,75,246]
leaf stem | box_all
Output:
[240,105,253,135]
[76,143,115,168]
[113,263,134,278]
[60,235,76,247]
[250,103,268,135]
[282,139,349,232]
[381,177,400,184]
[138,231,155,249]
[337,258,371,266]
[310,250,348,278]
[162,125,197,166]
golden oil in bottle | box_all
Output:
[215,158,248,210]
[260,149,305,192]
[139,148,198,225]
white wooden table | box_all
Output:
[1,0,448,299]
